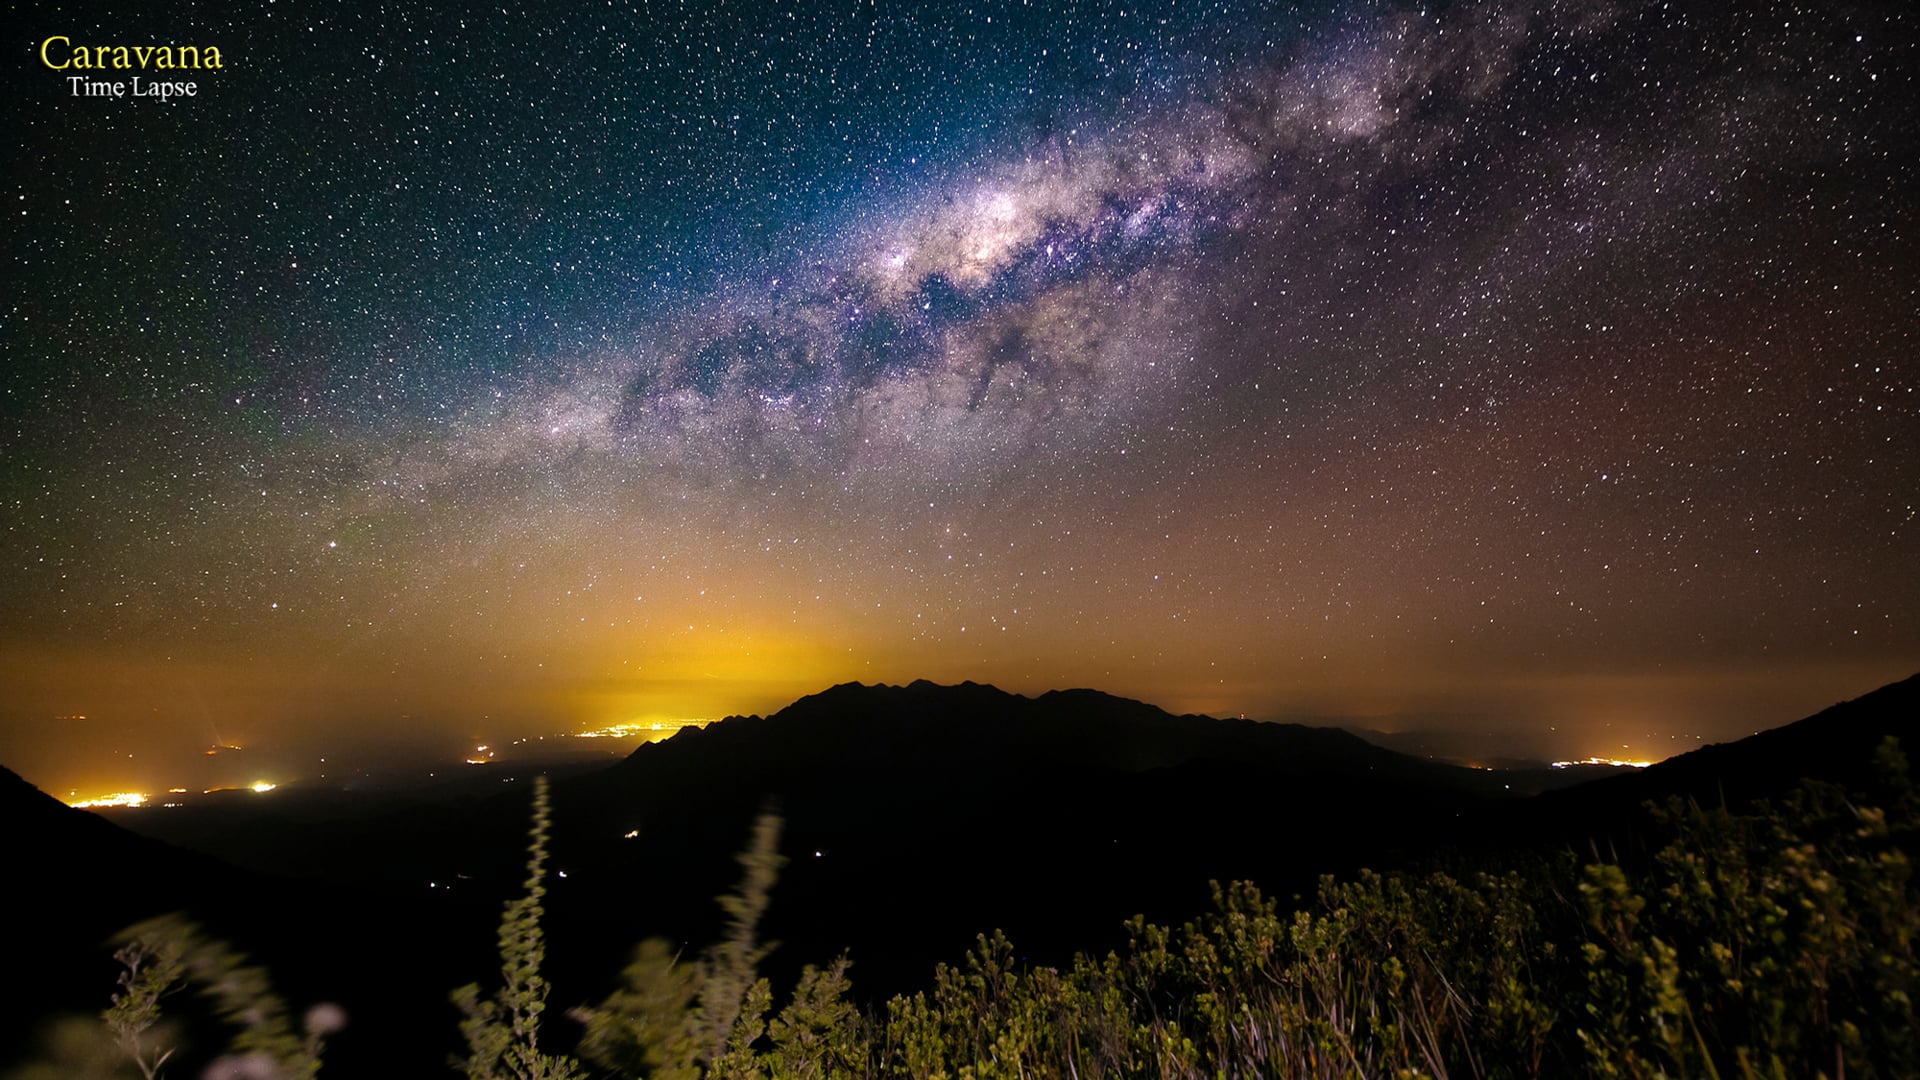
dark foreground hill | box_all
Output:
[0,764,236,1025]
[93,682,1523,1035]
[0,765,495,1073]
[6,673,1915,1072]
[1534,670,1920,819]
[546,680,1517,995]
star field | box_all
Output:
[4,0,1916,792]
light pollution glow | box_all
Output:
[575,719,713,739]
[64,780,279,810]
[65,792,148,809]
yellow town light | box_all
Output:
[67,791,148,808]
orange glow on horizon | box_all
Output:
[575,717,712,739]
[199,781,280,795]
[67,791,148,808]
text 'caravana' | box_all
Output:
[40,36,224,71]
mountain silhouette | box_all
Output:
[1516,671,1920,846]
[539,680,1518,999]
[1,765,245,1030]
[0,764,488,1073]
[6,672,1912,1071]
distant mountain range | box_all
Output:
[5,672,1913,1072]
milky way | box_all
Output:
[5,0,1916,792]
[428,1,1640,483]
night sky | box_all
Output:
[5,0,1916,797]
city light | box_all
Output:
[576,718,710,739]
[66,791,148,808]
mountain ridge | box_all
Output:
[1534,670,1919,816]
[610,677,1506,796]
[6,671,1913,1071]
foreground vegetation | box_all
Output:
[14,740,1916,1079]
